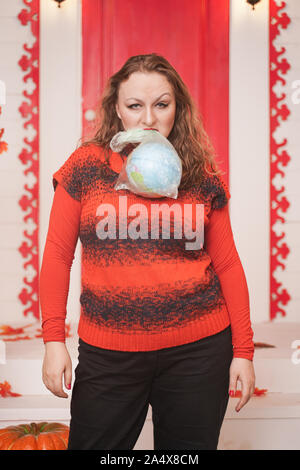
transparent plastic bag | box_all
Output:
[109,128,182,199]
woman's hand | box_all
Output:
[42,341,72,398]
[229,357,255,412]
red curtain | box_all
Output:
[82,0,229,181]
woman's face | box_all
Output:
[115,71,176,138]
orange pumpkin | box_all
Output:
[0,422,69,450]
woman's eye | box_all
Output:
[128,102,168,109]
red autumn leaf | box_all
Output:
[0,324,33,336]
[0,323,72,342]
[0,141,8,154]
[0,325,25,336]
[0,381,22,398]
[232,387,267,398]
[253,387,268,396]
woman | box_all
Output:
[40,53,255,450]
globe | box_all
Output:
[125,141,182,198]
[110,128,182,199]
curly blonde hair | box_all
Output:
[80,53,223,189]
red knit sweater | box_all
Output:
[39,144,254,360]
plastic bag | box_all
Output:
[109,128,182,199]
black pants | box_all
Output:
[67,326,233,450]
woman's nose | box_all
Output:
[142,107,156,126]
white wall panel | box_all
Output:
[230,0,270,323]
[39,0,82,325]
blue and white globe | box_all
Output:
[110,128,182,198]
[126,141,182,198]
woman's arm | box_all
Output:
[39,183,81,397]
[39,183,81,342]
[205,204,254,361]
[205,204,255,412]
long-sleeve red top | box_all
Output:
[39,144,254,360]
